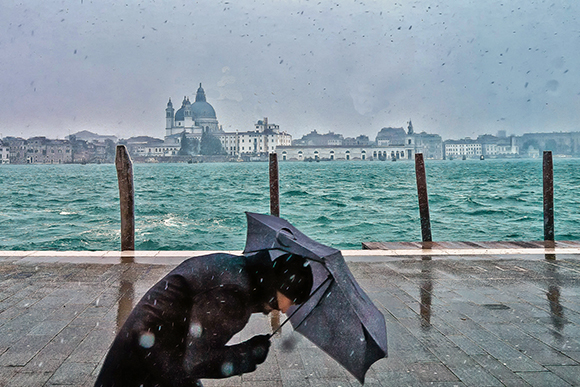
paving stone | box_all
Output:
[445,335,486,355]
[545,365,580,385]
[202,376,242,386]
[0,367,18,387]
[22,325,90,373]
[7,371,52,387]
[515,371,573,387]
[0,334,52,366]
[405,362,459,383]
[70,328,116,363]
[48,361,96,385]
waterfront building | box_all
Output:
[124,136,179,158]
[515,131,580,156]
[414,132,443,159]
[377,120,443,159]
[443,134,518,159]
[343,135,373,146]
[376,126,410,147]
[0,142,9,164]
[477,134,518,157]
[276,144,413,161]
[221,118,292,157]
[4,137,72,164]
[67,130,118,144]
[293,130,344,146]
[444,139,482,159]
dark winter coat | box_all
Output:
[94,252,274,387]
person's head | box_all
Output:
[271,253,313,313]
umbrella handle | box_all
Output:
[268,275,332,338]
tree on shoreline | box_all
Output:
[178,131,200,155]
[200,132,224,155]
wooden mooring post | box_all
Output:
[269,153,280,217]
[268,153,282,333]
[543,150,555,243]
[115,145,135,251]
[415,153,433,246]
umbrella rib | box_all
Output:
[269,275,333,337]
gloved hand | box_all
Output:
[246,334,271,365]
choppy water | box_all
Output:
[1,159,579,251]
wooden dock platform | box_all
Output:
[362,240,580,250]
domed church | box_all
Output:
[165,84,222,137]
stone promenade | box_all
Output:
[0,247,578,387]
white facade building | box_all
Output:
[219,119,292,156]
[444,141,482,158]
[133,144,180,157]
[0,144,9,164]
[276,145,414,161]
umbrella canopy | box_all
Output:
[243,212,388,384]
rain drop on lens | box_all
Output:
[139,332,155,348]
[221,362,234,376]
[189,322,203,338]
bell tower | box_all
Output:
[165,98,175,136]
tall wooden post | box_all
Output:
[269,153,280,217]
[543,151,554,242]
[415,153,432,245]
[115,145,135,251]
[268,152,282,333]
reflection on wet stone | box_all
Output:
[545,262,565,335]
[420,258,433,330]
[547,285,564,331]
[117,279,135,331]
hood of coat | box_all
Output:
[244,251,278,313]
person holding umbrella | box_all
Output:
[94,251,313,387]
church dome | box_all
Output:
[174,96,190,121]
[174,107,186,121]
[191,84,216,119]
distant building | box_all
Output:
[443,134,518,159]
[478,134,518,157]
[67,130,118,143]
[377,121,443,159]
[344,135,372,146]
[414,132,443,159]
[375,127,409,146]
[165,84,221,137]
[123,136,176,158]
[4,137,72,164]
[277,144,413,161]
[216,118,292,157]
[0,141,9,164]
[444,139,482,159]
[515,132,580,156]
[293,130,344,146]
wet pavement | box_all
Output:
[0,250,578,386]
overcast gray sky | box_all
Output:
[1,0,579,141]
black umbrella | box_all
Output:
[243,212,388,384]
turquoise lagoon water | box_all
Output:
[1,158,579,251]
